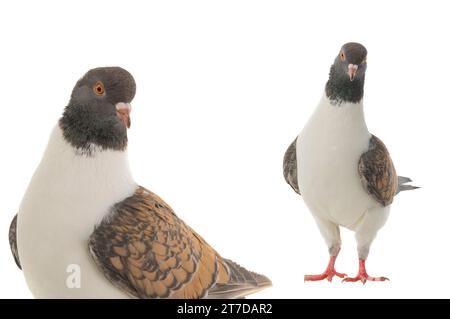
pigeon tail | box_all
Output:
[396,176,420,194]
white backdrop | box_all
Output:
[0,0,447,298]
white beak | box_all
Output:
[116,102,132,112]
[115,102,132,128]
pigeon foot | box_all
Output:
[304,256,347,282]
[342,259,389,284]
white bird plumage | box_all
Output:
[17,125,134,298]
[297,94,389,260]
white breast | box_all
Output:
[297,94,377,228]
[17,125,137,298]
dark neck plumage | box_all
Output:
[59,104,128,155]
[325,65,364,105]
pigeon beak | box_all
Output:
[348,64,358,82]
[116,102,131,129]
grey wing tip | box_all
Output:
[398,176,412,184]
[12,253,21,270]
[9,214,21,270]
[283,137,300,195]
[396,176,420,194]
[225,259,272,287]
[208,259,272,299]
[399,185,420,192]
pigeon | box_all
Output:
[9,67,271,298]
[283,43,418,283]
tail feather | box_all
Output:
[398,176,412,184]
[396,175,420,194]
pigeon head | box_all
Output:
[325,42,368,104]
[60,67,136,153]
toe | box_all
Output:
[343,274,389,283]
[304,274,326,282]
[342,277,359,283]
[335,271,347,278]
[368,276,389,282]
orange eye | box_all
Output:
[340,51,346,61]
[94,82,105,96]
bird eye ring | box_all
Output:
[340,51,346,61]
[94,82,105,96]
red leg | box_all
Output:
[304,255,347,282]
[343,259,389,284]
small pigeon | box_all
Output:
[283,43,418,283]
[9,67,271,298]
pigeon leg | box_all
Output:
[305,217,346,282]
[343,206,390,283]
[343,259,389,283]
[304,255,347,282]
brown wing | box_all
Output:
[358,135,398,206]
[9,214,21,269]
[89,186,271,299]
[283,137,300,194]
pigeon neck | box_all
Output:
[325,65,365,105]
[59,104,128,154]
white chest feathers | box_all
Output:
[296,95,377,228]
[17,125,137,298]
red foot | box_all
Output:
[342,259,389,284]
[304,256,347,282]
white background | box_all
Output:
[0,0,447,299]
